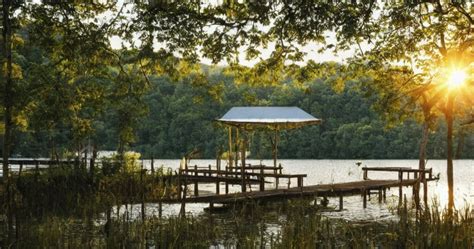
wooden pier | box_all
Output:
[172,163,438,210]
[0,158,439,211]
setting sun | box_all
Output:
[447,69,467,88]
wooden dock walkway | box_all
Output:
[165,179,426,209]
[170,165,439,210]
[182,179,415,203]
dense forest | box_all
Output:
[10,70,474,159]
[0,1,472,164]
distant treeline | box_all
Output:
[10,72,474,159]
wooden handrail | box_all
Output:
[362,167,435,181]
[180,168,306,178]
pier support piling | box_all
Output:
[363,189,367,208]
[194,165,199,197]
[398,171,403,206]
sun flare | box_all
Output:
[447,69,467,88]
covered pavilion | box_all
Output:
[217,106,321,191]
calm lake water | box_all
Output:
[137,159,474,221]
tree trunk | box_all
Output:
[416,120,430,209]
[455,127,465,159]
[445,95,455,213]
[2,0,14,245]
[2,0,12,183]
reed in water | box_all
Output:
[4,196,473,248]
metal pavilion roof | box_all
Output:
[217,106,321,129]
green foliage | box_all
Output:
[9,71,474,159]
[101,151,142,175]
[3,2,474,162]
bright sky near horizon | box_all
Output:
[104,0,362,67]
[109,31,359,67]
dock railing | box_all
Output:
[362,167,433,181]
[178,163,306,196]
[362,166,436,206]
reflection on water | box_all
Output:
[138,159,473,220]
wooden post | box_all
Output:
[17,161,23,186]
[158,201,162,218]
[194,165,199,197]
[423,173,428,206]
[209,202,214,210]
[140,168,145,221]
[225,170,229,194]
[378,189,383,203]
[260,166,265,191]
[216,149,221,172]
[177,169,182,200]
[158,168,163,218]
[339,195,343,211]
[151,156,155,174]
[215,162,220,195]
[235,128,239,170]
[275,176,279,189]
[208,164,212,177]
[18,162,23,177]
[363,169,368,180]
[297,176,303,188]
[241,129,246,193]
[363,189,367,208]
[383,188,387,203]
[35,159,39,182]
[398,170,403,206]
[273,130,278,174]
[228,127,233,168]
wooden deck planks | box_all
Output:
[169,179,419,204]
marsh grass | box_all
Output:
[3,198,474,248]
[1,165,473,248]
[2,162,176,220]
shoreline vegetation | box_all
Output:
[10,77,474,160]
[1,158,473,248]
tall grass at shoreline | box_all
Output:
[1,158,473,248]
[3,198,473,248]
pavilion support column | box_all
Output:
[241,129,247,193]
[228,127,233,169]
[235,128,239,170]
[273,129,279,174]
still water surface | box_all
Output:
[135,159,474,221]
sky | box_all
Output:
[109,33,358,67]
